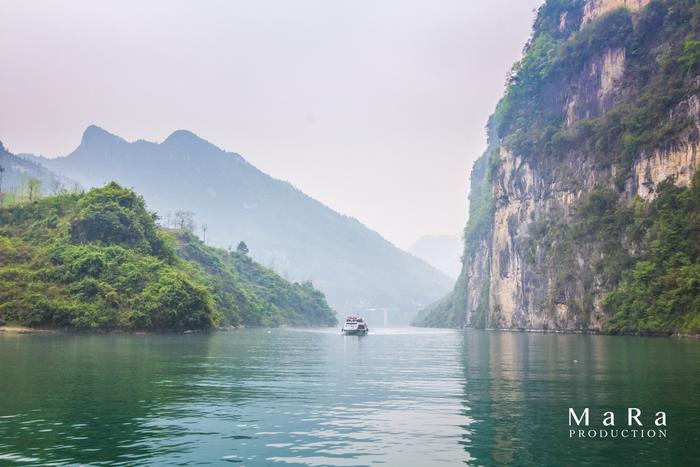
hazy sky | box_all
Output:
[1,0,541,249]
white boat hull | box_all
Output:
[342,327,368,336]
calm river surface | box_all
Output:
[1,328,700,466]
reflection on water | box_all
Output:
[460,331,700,465]
[0,329,465,466]
[0,329,699,465]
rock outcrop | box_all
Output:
[582,0,650,24]
[632,95,700,200]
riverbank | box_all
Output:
[0,324,199,335]
[0,324,307,335]
[478,326,700,339]
[0,325,60,334]
[3,323,699,339]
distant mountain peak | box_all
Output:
[164,129,212,148]
[409,233,462,279]
[162,129,244,161]
[166,129,199,140]
[81,125,125,147]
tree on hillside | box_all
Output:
[0,164,4,206]
[174,210,196,231]
[50,179,66,195]
[237,241,249,255]
[25,178,42,202]
[160,211,172,228]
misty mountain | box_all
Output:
[408,234,462,279]
[0,141,77,195]
[31,125,452,312]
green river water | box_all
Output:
[0,328,699,466]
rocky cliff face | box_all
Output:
[632,94,700,200]
[582,0,650,24]
[489,97,700,330]
[416,0,700,332]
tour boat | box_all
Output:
[342,316,369,335]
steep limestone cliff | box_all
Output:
[415,0,700,334]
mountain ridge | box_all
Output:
[29,126,452,312]
[0,142,78,197]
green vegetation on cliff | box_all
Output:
[0,183,336,331]
[495,0,700,170]
[603,171,700,334]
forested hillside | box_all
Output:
[0,183,336,331]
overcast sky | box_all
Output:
[1,0,541,249]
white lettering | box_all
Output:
[628,408,642,426]
[655,411,667,426]
[603,411,615,426]
[569,408,589,426]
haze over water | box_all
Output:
[1,329,699,465]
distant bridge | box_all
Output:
[364,308,414,326]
